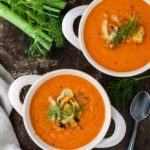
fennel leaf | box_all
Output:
[107,75,150,110]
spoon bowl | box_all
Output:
[128,91,150,150]
[130,91,150,121]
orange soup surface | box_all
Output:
[30,75,105,149]
[84,0,150,72]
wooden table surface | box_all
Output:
[0,0,150,150]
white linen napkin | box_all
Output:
[0,63,21,150]
[0,64,13,115]
[0,106,21,150]
[0,77,12,116]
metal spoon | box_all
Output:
[127,91,150,150]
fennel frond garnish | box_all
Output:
[47,89,85,128]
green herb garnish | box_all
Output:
[47,89,85,127]
[107,75,150,110]
[112,18,137,45]
[47,101,83,126]
[47,105,61,121]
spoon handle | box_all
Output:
[127,121,139,150]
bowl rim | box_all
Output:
[22,69,111,150]
[78,0,150,77]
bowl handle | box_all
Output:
[96,106,126,148]
[62,5,88,50]
[8,75,40,116]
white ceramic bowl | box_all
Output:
[9,69,126,150]
[62,0,150,77]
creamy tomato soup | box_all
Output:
[30,75,105,149]
[84,0,150,72]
